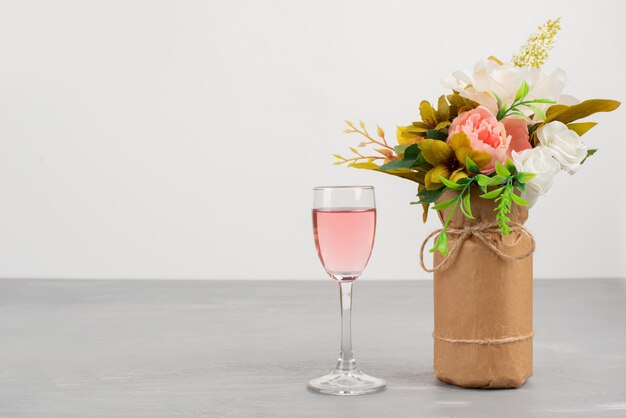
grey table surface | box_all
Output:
[0,279,625,418]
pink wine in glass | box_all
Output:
[312,208,376,281]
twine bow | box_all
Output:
[419,222,535,273]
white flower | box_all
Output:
[536,121,588,174]
[442,59,573,118]
[512,146,561,206]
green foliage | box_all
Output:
[379,145,415,170]
[411,187,445,205]
[581,148,597,165]
[428,176,477,255]
[465,156,481,174]
[495,161,511,177]
[494,81,556,120]
[494,182,514,235]
[426,129,448,140]
[394,144,410,155]
[428,160,535,256]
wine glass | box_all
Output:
[308,186,386,395]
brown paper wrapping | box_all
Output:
[432,189,533,389]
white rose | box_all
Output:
[536,121,588,174]
[512,147,561,206]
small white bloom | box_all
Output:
[512,147,561,206]
[536,121,588,174]
[442,59,572,119]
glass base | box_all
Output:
[308,369,386,396]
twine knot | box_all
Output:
[419,221,535,273]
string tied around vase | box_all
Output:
[419,221,535,273]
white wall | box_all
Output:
[0,0,624,280]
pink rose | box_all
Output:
[448,106,530,173]
[502,117,531,155]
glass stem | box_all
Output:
[336,281,356,373]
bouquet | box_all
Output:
[335,18,620,257]
[334,18,621,389]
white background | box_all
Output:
[0,0,624,280]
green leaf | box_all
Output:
[439,176,463,190]
[412,187,445,204]
[515,80,529,102]
[432,197,457,210]
[394,144,409,155]
[461,192,475,219]
[510,109,531,121]
[511,193,530,206]
[379,159,413,170]
[516,172,536,184]
[524,103,546,120]
[481,187,504,199]
[476,174,494,187]
[505,159,516,174]
[524,98,557,104]
[493,91,503,110]
[495,161,510,177]
[465,156,481,174]
[410,153,428,169]
[403,144,420,160]
[426,129,448,141]
[497,104,508,120]
[581,148,598,165]
[429,232,449,256]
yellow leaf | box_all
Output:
[545,99,621,124]
[359,120,366,129]
[344,120,356,129]
[349,162,379,170]
[425,165,450,190]
[434,121,451,130]
[332,154,343,159]
[396,126,422,145]
[377,168,424,184]
[437,95,450,121]
[449,168,467,183]
[448,131,470,150]
[454,146,471,166]
[418,139,453,166]
[487,56,504,65]
[417,185,429,222]
[376,125,385,138]
[422,203,429,222]
[471,150,492,168]
[567,122,597,136]
[411,122,431,130]
[419,100,438,127]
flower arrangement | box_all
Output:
[335,18,620,257]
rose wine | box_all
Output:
[312,208,376,281]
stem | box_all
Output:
[336,281,356,373]
[339,156,386,163]
[350,127,395,151]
